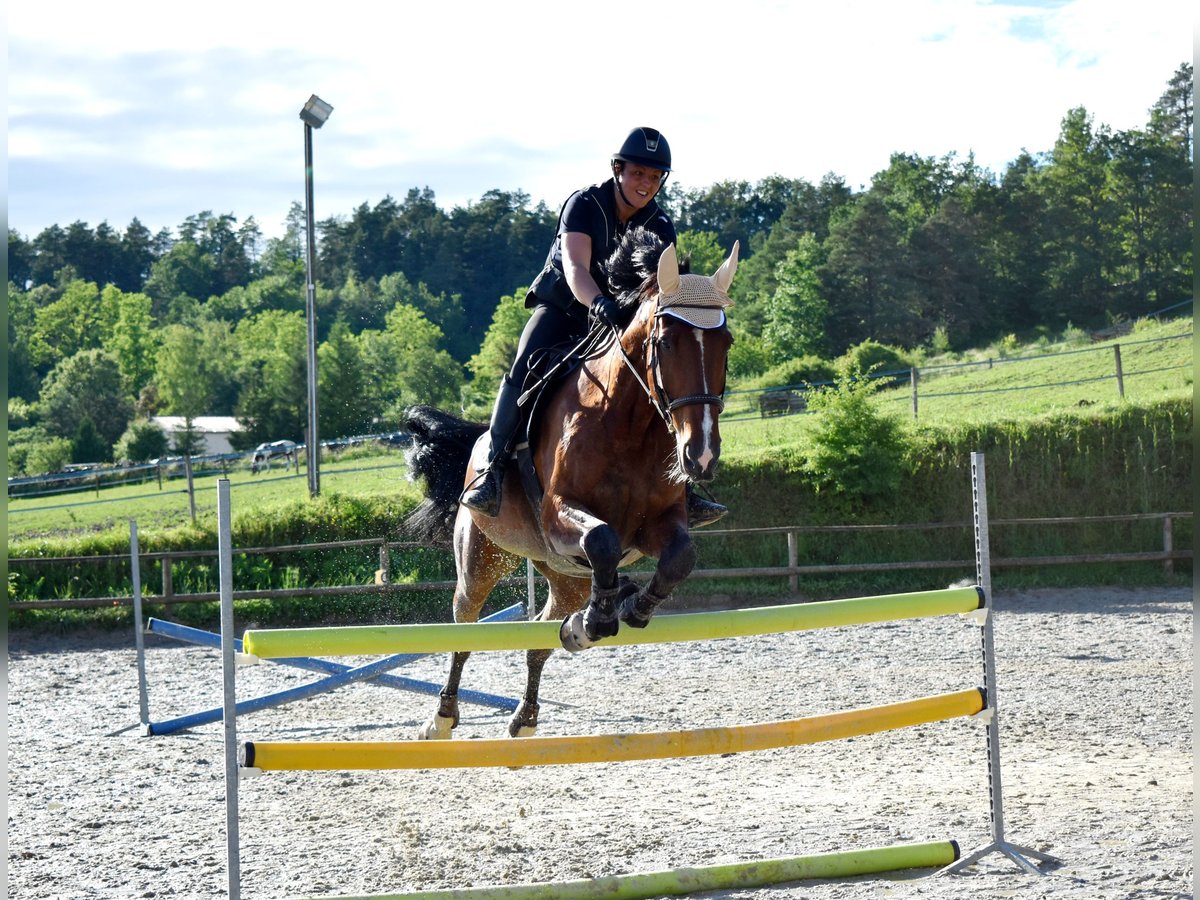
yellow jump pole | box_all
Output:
[305,840,961,900]
[241,688,983,772]
[243,587,983,659]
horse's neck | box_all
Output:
[582,323,666,441]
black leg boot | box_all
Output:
[686,483,728,528]
[460,375,523,516]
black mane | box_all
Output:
[602,226,690,307]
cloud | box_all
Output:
[8,0,1193,239]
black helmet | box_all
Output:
[613,127,671,173]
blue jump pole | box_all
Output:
[143,604,524,735]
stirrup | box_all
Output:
[687,494,728,529]
[460,469,502,516]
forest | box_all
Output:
[6,64,1192,477]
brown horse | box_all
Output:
[403,229,738,740]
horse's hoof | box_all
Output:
[508,700,539,737]
[508,722,538,738]
[416,713,455,740]
[559,613,596,653]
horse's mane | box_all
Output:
[603,227,691,309]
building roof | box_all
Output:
[151,416,244,433]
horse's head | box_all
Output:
[636,239,738,485]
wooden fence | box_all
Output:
[7,512,1190,611]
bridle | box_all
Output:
[605,303,727,436]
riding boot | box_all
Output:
[686,484,728,529]
[460,375,523,517]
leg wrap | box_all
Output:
[618,583,670,628]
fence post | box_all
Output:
[162,555,174,603]
[1113,344,1125,398]
[377,540,390,585]
[184,455,197,523]
[786,530,798,594]
[1162,514,1174,576]
[910,367,920,420]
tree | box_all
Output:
[232,310,309,444]
[464,289,532,409]
[762,234,829,361]
[37,349,134,447]
[675,230,726,276]
[106,285,160,396]
[71,416,110,464]
[155,325,215,453]
[360,302,464,423]
[30,279,103,369]
[318,321,378,439]
[821,193,920,351]
[143,241,216,320]
[1034,107,1119,325]
[9,229,35,288]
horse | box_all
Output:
[403,228,738,740]
[250,440,298,474]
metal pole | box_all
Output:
[526,558,537,619]
[910,367,919,420]
[130,520,150,729]
[218,480,241,899]
[939,452,1060,876]
[1113,344,1125,398]
[304,121,321,498]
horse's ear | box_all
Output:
[712,241,739,294]
[658,243,681,295]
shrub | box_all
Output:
[741,355,837,392]
[26,437,73,475]
[801,373,911,503]
[837,340,911,382]
[114,419,170,464]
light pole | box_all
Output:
[300,94,333,498]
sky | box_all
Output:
[7,0,1194,243]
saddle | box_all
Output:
[511,327,609,522]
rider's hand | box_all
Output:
[590,294,622,329]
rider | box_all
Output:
[460,126,728,528]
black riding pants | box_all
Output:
[508,301,590,392]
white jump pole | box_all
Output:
[939,452,1060,875]
[130,519,151,729]
[218,480,242,899]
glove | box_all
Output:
[591,294,621,329]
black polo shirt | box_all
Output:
[528,178,676,309]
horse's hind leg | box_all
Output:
[417,513,518,740]
[508,566,590,737]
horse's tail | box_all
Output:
[402,405,485,545]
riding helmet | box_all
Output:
[613,127,672,172]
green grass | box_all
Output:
[8,451,417,546]
[719,315,1192,462]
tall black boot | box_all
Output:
[460,375,523,516]
[686,484,728,529]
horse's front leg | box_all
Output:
[545,499,624,652]
[620,524,696,628]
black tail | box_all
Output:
[402,405,486,545]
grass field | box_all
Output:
[719,315,1191,461]
[7,453,417,544]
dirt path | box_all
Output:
[7,586,1193,899]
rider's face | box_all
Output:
[616,163,666,209]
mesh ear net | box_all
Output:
[656,275,732,329]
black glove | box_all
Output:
[591,294,621,329]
